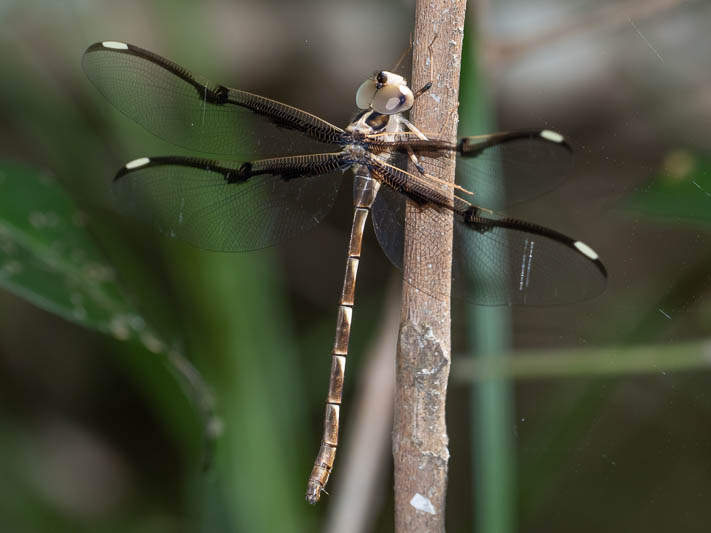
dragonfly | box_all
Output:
[82,41,607,504]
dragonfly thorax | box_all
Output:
[346,109,405,162]
[347,109,392,133]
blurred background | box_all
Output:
[1,0,710,532]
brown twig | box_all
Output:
[393,1,467,532]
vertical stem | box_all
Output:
[460,15,517,533]
[393,2,467,532]
[472,308,515,533]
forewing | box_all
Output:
[456,130,573,210]
[82,42,345,157]
[370,129,572,210]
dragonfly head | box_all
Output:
[355,70,414,115]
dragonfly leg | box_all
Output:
[396,115,429,175]
[413,81,432,100]
[407,146,427,175]
[399,116,429,141]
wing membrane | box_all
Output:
[83,42,346,157]
[456,130,573,209]
[371,184,606,305]
[367,129,572,210]
[113,154,347,251]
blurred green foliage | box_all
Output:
[624,150,711,223]
[0,163,166,345]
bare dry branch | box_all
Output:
[393,1,467,531]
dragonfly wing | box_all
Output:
[455,129,573,210]
[371,184,606,305]
[83,42,346,157]
[371,129,573,210]
[113,153,348,251]
[450,210,606,305]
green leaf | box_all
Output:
[0,162,219,447]
[624,150,711,223]
[0,162,147,336]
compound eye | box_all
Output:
[375,71,387,87]
[355,78,377,110]
[371,83,414,114]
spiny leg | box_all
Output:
[397,115,433,178]
[396,76,432,172]
[405,83,461,185]
[413,81,432,100]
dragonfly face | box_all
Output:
[83,41,607,504]
[355,70,415,115]
[349,70,418,149]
